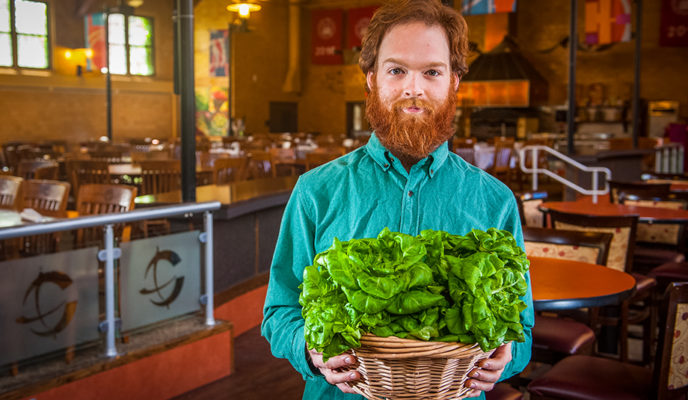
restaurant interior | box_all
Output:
[1,0,688,399]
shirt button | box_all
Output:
[384,164,389,168]
[430,169,434,174]
[408,191,413,197]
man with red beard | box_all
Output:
[262,1,533,399]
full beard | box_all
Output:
[366,79,457,162]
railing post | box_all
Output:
[532,147,539,191]
[203,211,215,326]
[104,224,117,357]
[592,171,598,204]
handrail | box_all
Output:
[519,145,611,204]
[0,201,221,240]
[0,201,221,359]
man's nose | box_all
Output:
[402,73,423,98]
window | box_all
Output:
[0,0,49,69]
[107,13,154,76]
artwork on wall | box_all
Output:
[311,9,344,65]
[461,0,517,15]
[195,86,229,136]
[84,13,106,71]
[209,30,229,77]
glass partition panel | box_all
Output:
[0,247,100,366]
[119,231,202,332]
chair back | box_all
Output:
[16,159,58,180]
[76,184,137,246]
[139,160,181,195]
[523,227,613,266]
[67,160,110,195]
[621,195,687,249]
[454,147,477,166]
[0,175,22,209]
[515,191,548,227]
[452,137,476,149]
[548,209,638,273]
[246,150,272,179]
[608,180,671,203]
[88,149,124,163]
[21,179,70,215]
[492,142,513,171]
[269,147,298,177]
[213,157,247,184]
[33,165,59,180]
[653,282,688,400]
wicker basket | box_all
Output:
[342,334,495,400]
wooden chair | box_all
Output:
[0,175,22,210]
[527,282,688,400]
[524,227,613,365]
[548,210,656,364]
[246,150,272,179]
[88,149,124,163]
[269,147,302,177]
[488,140,516,186]
[305,148,345,171]
[213,157,247,184]
[608,180,671,203]
[139,160,181,196]
[515,191,549,228]
[67,160,111,197]
[16,160,58,180]
[75,184,136,247]
[19,179,71,255]
[454,147,477,166]
[33,165,59,180]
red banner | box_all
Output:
[84,13,106,71]
[347,6,377,49]
[660,0,688,47]
[312,9,343,65]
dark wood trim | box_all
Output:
[218,192,292,220]
[214,274,269,306]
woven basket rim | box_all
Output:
[357,334,487,359]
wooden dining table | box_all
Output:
[539,197,688,223]
[529,256,636,311]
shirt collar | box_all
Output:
[365,132,449,178]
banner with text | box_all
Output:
[209,30,229,77]
[347,6,377,49]
[660,0,688,47]
[312,9,344,65]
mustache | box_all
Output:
[391,97,434,112]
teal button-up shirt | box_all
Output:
[262,133,534,400]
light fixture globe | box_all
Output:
[226,2,261,18]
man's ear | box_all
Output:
[366,71,375,92]
[453,73,460,92]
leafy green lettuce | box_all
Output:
[299,228,529,360]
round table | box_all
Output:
[540,200,688,223]
[529,256,636,311]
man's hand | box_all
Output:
[308,348,360,394]
[464,342,512,398]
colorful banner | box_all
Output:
[84,13,106,71]
[312,9,343,65]
[584,0,632,45]
[209,30,229,77]
[196,86,229,136]
[461,0,517,15]
[347,6,377,49]
[660,0,688,47]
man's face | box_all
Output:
[366,21,459,160]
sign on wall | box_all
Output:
[312,9,344,65]
[347,6,378,49]
[585,0,632,45]
[660,0,688,47]
[119,231,202,332]
[84,13,106,71]
[0,248,100,366]
[461,0,517,15]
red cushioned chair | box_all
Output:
[527,282,688,400]
[486,383,523,400]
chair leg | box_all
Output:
[619,300,630,363]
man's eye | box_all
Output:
[389,68,404,75]
[425,69,440,77]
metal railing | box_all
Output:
[655,143,684,174]
[519,145,611,203]
[0,201,221,358]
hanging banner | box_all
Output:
[312,9,343,65]
[660,0,688,47]
[462,0,517,15]
[84,13,106,71]
[584,0,632,45]
[209,30,229,77]
[347,6,378,49]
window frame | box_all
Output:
[2,0,51,70]
[107,12,155,77]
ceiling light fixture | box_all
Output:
[226,2,261,19]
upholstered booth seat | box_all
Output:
[633,245,685,274]
[532,315,595,355]
[527,355,652,400]
[648,261,688,291]
[631,272,657,292]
